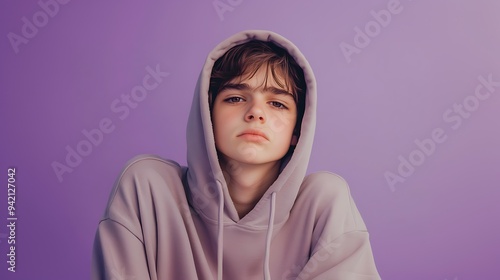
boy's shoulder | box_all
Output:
[109,154,186,199]
[101,154,188,235]
[301,171,350,197]
[298,172,355,211]
[297,171,367,231]
[121,154,183,175]
[103,154,187,213]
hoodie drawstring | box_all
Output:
[216,182,277,280]
[264,192,277,280]
[217,181,224,280]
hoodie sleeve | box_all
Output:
[295,172,381,280]
[92,156,205,280]
[91,158,153,280]
[92,218,151,280]
[91,156,159,280]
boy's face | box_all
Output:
[212,67,298,167]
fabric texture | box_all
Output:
[92,30,381,280]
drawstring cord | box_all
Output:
[216,181,276,280]
[264,192,277,280]
[217,181,224,280]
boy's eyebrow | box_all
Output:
[221,83,294,98]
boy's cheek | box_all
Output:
[268,114,295,134]
[214,106,238,121]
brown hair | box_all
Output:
[209,40,306,135]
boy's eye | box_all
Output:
[224,97,244,103]
[269,101,287,109]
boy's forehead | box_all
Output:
[230,66,288,90]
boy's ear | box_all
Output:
[290,134,298,146]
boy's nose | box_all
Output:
[245,104,265,122]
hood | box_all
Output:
[186,30,317,227]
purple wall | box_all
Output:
[1,0,499,279]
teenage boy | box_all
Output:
[92,30,381,280]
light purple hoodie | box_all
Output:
[92,30,381,280]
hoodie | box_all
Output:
[92,30,381,280]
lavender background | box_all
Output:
[1,0,499,279]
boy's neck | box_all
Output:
[221,159,281,219]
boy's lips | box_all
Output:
[238,129,269,140]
